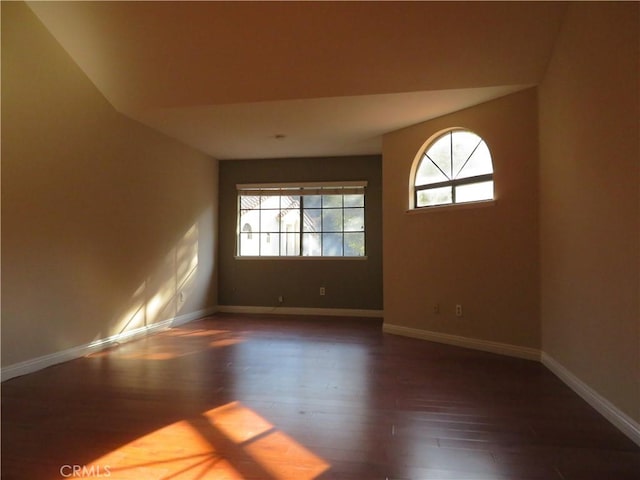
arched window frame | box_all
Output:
[409,128,495,210]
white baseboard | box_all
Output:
[216,305,383,318]
[5,307,638,448]
[170,307,218,327]
[542,352,640,447]
[382,324,640,446]
[383,323,541,361]
[1,307,216,382]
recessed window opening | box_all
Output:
[412,129,494,208]
[236,181,366,258]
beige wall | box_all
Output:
[539,2,639,423]
[382,89,540,348]
[1,2,218,367]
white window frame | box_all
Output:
[235,181,367,259]
[409,128,495,211]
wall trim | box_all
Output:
[542,352,640,447]
[382,323,541,361]
[5,308,637,447]
[382,323,639,447]
[0,307,217,382]
[217,305,383,318]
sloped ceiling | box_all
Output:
[27,1,566,159]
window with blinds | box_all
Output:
[236,182,367,258]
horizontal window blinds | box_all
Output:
[237,181,367,196]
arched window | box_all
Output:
[412,129,494,208]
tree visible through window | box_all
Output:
[413,129,494,208]
[236,182,366,257]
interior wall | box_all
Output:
[539,2,639,423]
[218,156,383,311]
[1,2,218,367]
[382,89,540,349]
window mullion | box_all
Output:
[454,139,482,179]
[341,195,345,256]
[258,206,262,256]
[320,195,324,256]
[415,173,493,193]
[449,132,454,180]
[453,174,493,187]
[299,196,304,256]
[426,154,451,181]
[278,195,282,256]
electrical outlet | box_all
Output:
[278,295,284,303]
[433,303,440,314]
[319,287,326,296]
[455,304,463,317]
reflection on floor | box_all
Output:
[2,314,639,479]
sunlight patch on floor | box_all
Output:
[83,401,329,480]
[86,328,245,361]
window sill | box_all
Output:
[234,256,368,261]
[406,199,496,215]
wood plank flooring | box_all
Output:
[2,314,639,479]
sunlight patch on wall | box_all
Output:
[84,401,330,479]
[107,224,200,341]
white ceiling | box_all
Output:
[27,1,567,160]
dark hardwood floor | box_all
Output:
[2,314,639,479]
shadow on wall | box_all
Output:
[85,207,215,353]
[111,224,198,337]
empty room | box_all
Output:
[2,1,638,479]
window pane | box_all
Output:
[452,131,482,178]
[260,210,280,232]
[344,232,365,256]
[322,209,343,232]
[303,208,321,232]
[240,195,261,209]
[260,233,279,256]
[322,195,342,208]
[416,156,448,186]
[238,233,259,256]
[260,195,280,209]
[304,195,322,208]
[456,141,492,179]
[455,181,494,203]
[425,133,452,179]
[241,222,251,231]
[280,195,300,210]
[416,186,452,207]
[280,232,300,256]
[280,207,300,232]
[302,233,321,256]
[344,208,364,231]
[322,233,343,256]
[344,194,364,207]
[239,210,258,232]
